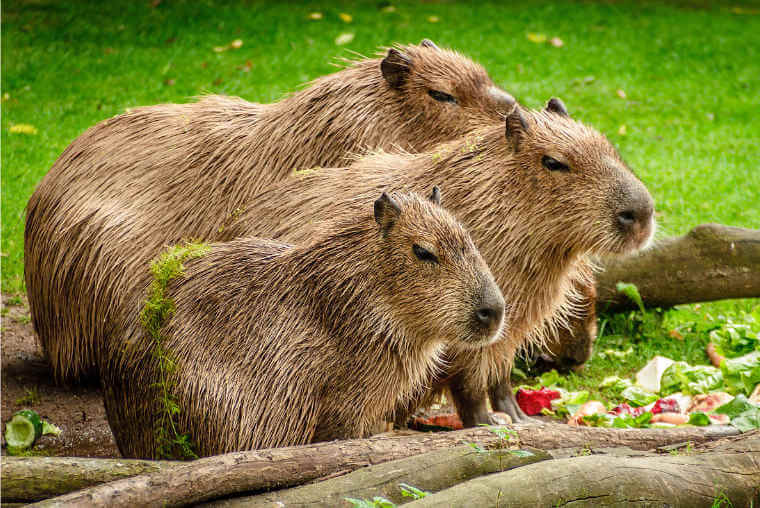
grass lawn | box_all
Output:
[2,1,759,397]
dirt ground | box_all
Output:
[1,293,119,458]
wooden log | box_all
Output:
[407,435,760,507]
[1,457,176,503]
[204,445,550,507]
[27,424,739,507]
[597,223,760,312]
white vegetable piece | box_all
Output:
[635,356,675,393]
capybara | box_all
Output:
[217,99,655,425]
[101,189,505,458]
[528,280,598,374]
[24,40,515,384]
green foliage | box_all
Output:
[710,310,760,358]
[580,411,652,429]
[660,362,723,396]
[399,483,430,500]
[15,386,41,406]
[345,496,396,508]
[688,411,710,426]
[620,385,658,407]
[140,241,210,460]
[616,282,645,314]
[721,351,760,396]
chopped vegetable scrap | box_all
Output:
[516,387,560,416]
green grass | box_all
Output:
[2,1,759,395]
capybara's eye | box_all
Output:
[428,90,457,104]
[413,244,439,263]
[542,155,570,173]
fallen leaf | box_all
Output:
[200,61,208,69]
[104,47,115,55]
[427,15,439,23]
[381,5,396,13]
[213,46,226,53]
[238,60,253,72]
[339,12,352,23]
[213,77,223,86]
[335,32,354,45]
[732,6,759,14]
[308,12,323,20]
[230,39,243,49]
[164,78,175,86]
[616,89,627,99]
[527,32,547,43]
[618,124,627,135]
[9,124,37,135]
[549,37,564,47]
[668,329,684,340]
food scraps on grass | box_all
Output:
[516,387,561,416]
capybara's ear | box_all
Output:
[374,192,402,235]
[429,186,442,205]
[489,87,516,110]
[381,48,412,89]
[505,104,529,153]
[545,97,569,117]
[420,39,439,50]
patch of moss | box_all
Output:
[140,241,210,460]
[293,166,321,178]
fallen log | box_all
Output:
[1,457,176,503]
[27,424,739,507]
[407,435,760,508]
[596,223,760,311]
[204,445,550,507]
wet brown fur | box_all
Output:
[101,191,504,458]
[217,104,655,424]
[24,42,513,384]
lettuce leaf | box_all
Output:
[660,362,723,395]
[688,412,710,426]
[721,351,760,396]
[621,386,658,407]
[731,407,760,432]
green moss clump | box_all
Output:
[140,241,210,460]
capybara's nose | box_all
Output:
[616,209,636,228]
[617,179,654,230]
[474,284,505,334]
[476,306,502,329]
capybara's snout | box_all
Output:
[614,176,656,251]
[469,276,505,344]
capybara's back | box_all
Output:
[101,190,504,458]
[24,41,514,384]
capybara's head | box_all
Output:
[503,98,655,257]
[381,39,515,136]
[373,188,505,348]
[532,281,598,373]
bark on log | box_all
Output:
[597,224,760,311]
[407,436,760,508]
[204,445,550,507]
[1,457,176,502]
[27,424,739,507]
